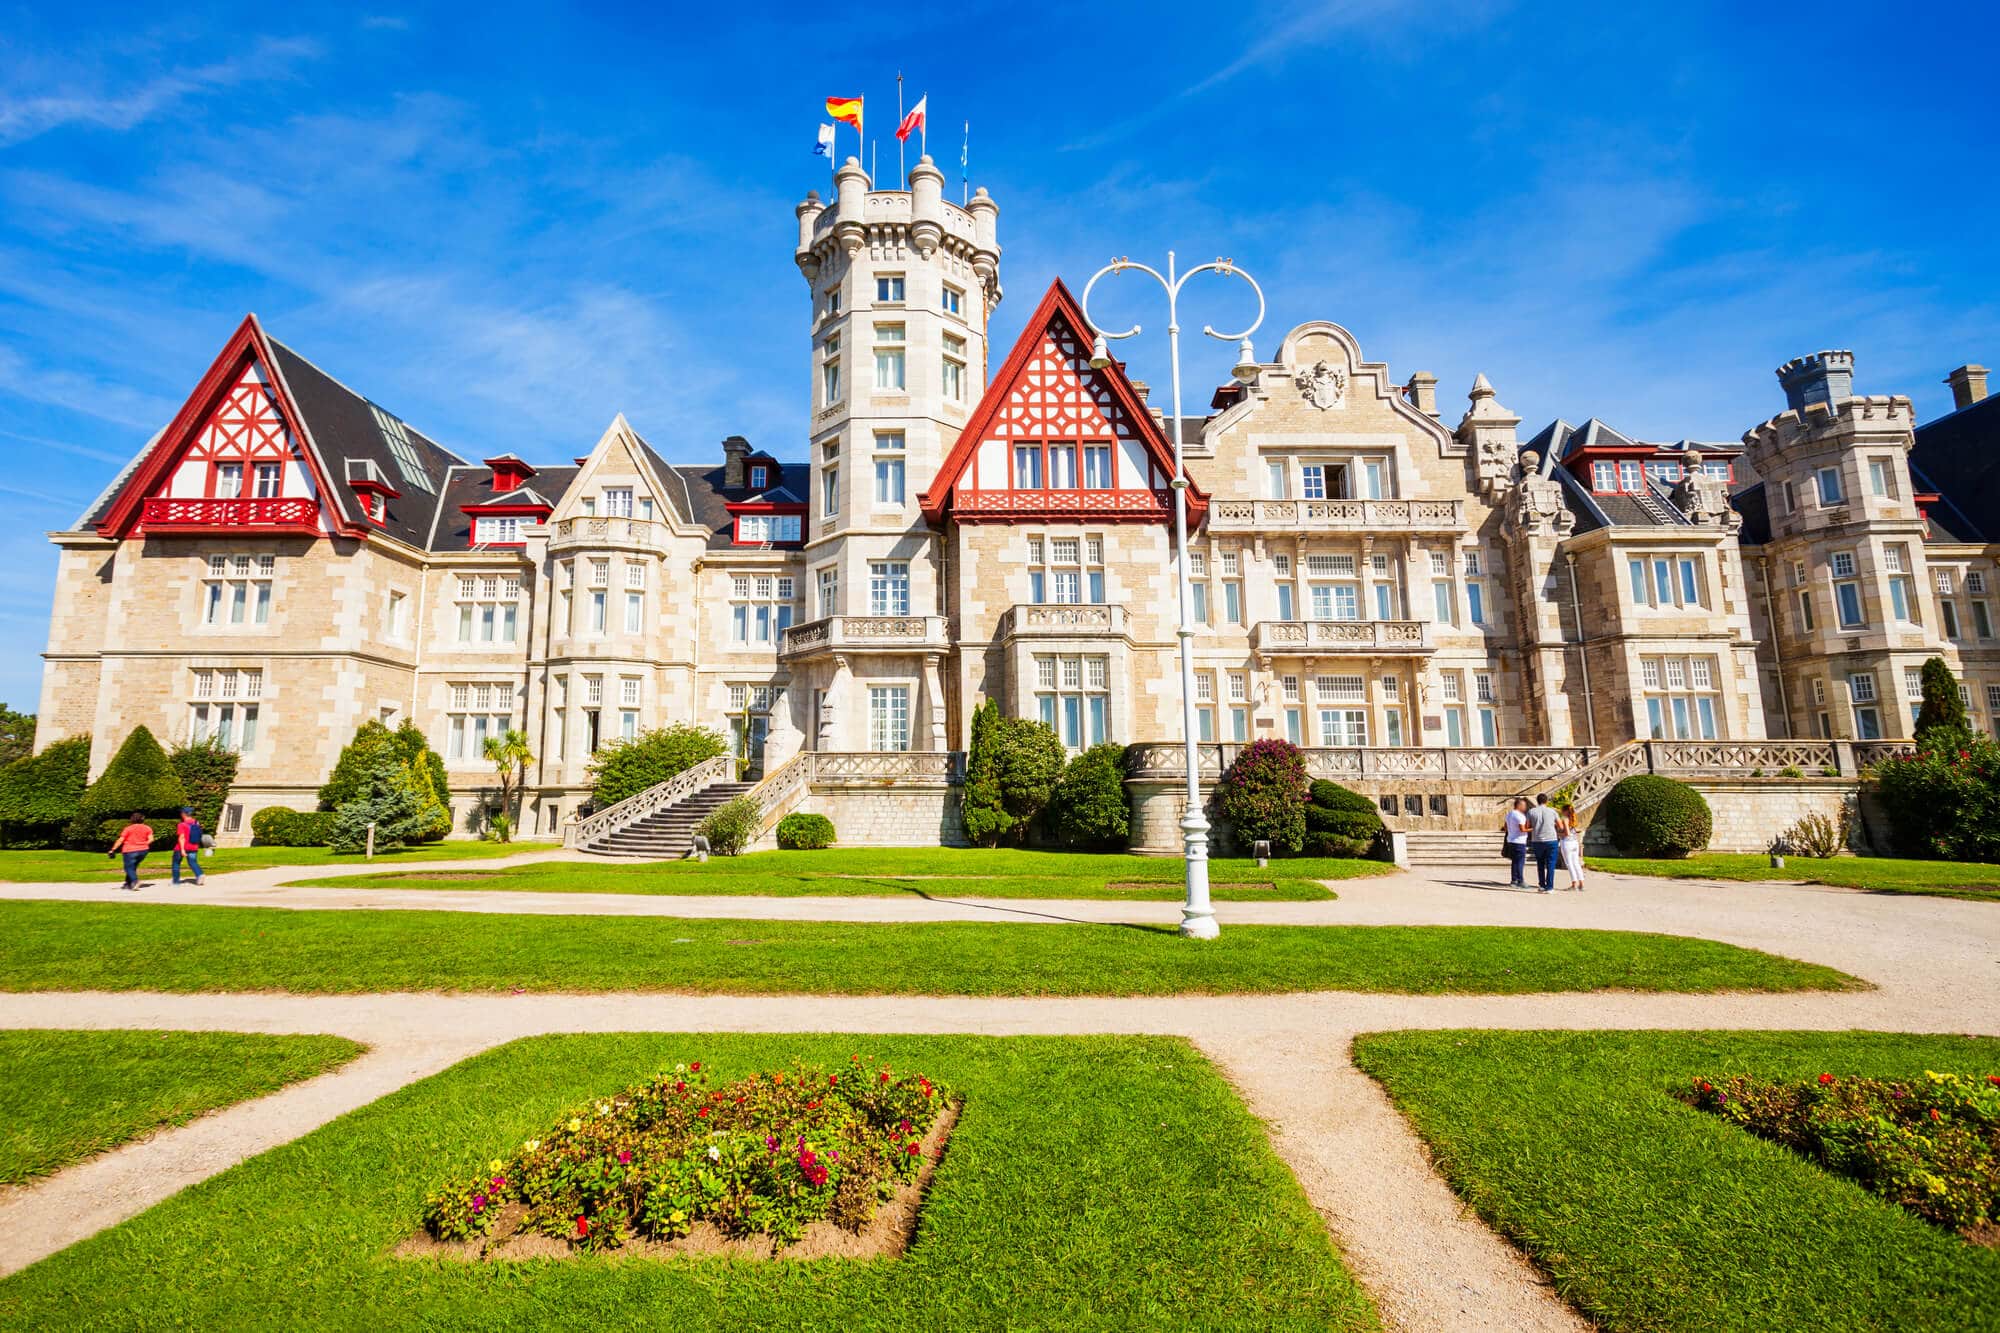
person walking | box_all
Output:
[1502,798,1530,888]
[1559,802,1586,891]
[172,805,205,886]
[107,812,154,892]
[1527,793,1562,893]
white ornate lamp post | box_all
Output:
[1081,253,1264,940]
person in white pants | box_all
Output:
[1558,803,1586,891]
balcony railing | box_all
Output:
[1206,497,1463,533]
[780,614,949,657]
[999,603,1127,638]
[1251,620,1433,654]
[140,497,320,533]
[1125,744,1592,782]
[954,488,1171,519]
[549,517,671,550]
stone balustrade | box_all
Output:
[548,517,674,551]
[998,603,1127,639]
[780,615,949,657]
[1250,620,1433,654]
[1206,497,1463,533]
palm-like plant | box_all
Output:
[481,728,536,841]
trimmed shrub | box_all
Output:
[1601,774,1712,857]
[0,734,90,848]
[169,736,238,835]
[1304,779,1385,858]
[587,723,729,809]
[696,796,762,856]
[775,812,836,850]
[329,749,431,854]
[1215,739,1311,854]
[1872,738,2000,862]
[68,726,185,846]
[251,807,337,847]
[1915,655,1975,756]
[1047,743,1129,850]
[961,699,1008,846]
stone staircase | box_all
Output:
[582,782,754,859]
[1403,829,1506,868]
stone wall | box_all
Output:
[1579,777,1865,855]
[781,779,966,849]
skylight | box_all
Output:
[370,404,435,493]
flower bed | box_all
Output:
[418,1057,955,1258]
[1686,1070,2000,1238]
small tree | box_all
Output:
[391,720,452,841]
[319,721,397,810]
[991,716,1066,844]
[586,723,729,808]
[330,748,430,854]
[0,734,89,848]
[1214,739,1311,854]
[1304,779,1386,857]
[1047,743,1130,850]
[961,699,1010,846]
[482,728,535,841]
[68,725,185,846]
[169,735,239,834]
[1914,656,1974,755]
[0,706,34,769]
[696,795,762,855]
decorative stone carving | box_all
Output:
[1295,360,1347,411]
[1512,461,1575,538]
[1674,473,1742,531]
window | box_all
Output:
[1592,461,1616,492]
[1936,568,1955,596]
[1976,601,1994,639]
[1301,465,1326,500]
[1359,458,1386,499]
[371,405,435,493]
[824,286,842,318]
[874,453,906,506]
[1639,655,1721,740]
[215,463,243,499]
[748,465,768,490]
[455,574,521,644]
[624,589,643,634]
[1048,443,1077,489]
[1970,572,1987,595]
[1848,672,1876,703]
[1319,706,1367,746]
[387,590,408,638]
[1856,707,1882,740]
[1194,671,1215,741]
[1816,466,1843,505]
[188,670,263,754]
[1466,581,1486,627]
[202,553,275,627]
[1035,654,1110,750]
[1474,672,1494,704]
[941,284,963,315]
[1868,458,1895,498]
[1831,551,1855,578]
[869,562,910,615]
[1191,581,1208,624]
[1433,579,1455,626]
[475,516,523,544]
[822,467,839,517]
[942,335,965,401]
[1904,666,1925,700]
[446,682,515,762]
[729,575,795,645]
[869,686,911,752]
[1083,444,1112,488]
[1267,461,1289,499]
[1478,707,1497,746]
[1619,460,1643,492]
[603,488,633,517]
[252,462,282,498]
[1645,461,1683,484]
[1625,555,1704,609]
[1942,600,1962,640]
[1013,445,1043,489]
[874,323,906,390]
[1836,581,1864,629]
[875,274,905,303]
[1223,581,1242,625]
[737,512,803,543]
[816,567,838,618]
[1796,590,1815,633]
[1887,546,1919,623]
[1700,460,1732,482]
[821,336,842,405]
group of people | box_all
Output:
[107,807,210,891]
[1501,793,1585,892]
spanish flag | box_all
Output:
[825,96,863,132]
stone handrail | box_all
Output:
[1252,620,1432,653]
[565,755,732,849]
[812,751,962,782]
[1207,497,1463,531]
[780,615,947,655]
[1648,740,1837,775]
[1124,744,1594,782]
[1000,603,1125,637]
[1851,740,1916,770]
[549,517,670,549]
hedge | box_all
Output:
[0,735,90,848]
[251,808,337,847]
[775,812,836,850]
[1047,743,1129,850]
[68,727,185,847]
[1601,774,1712,857]
[1304,779,1385,858]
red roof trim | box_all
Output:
[96,315,363,541]
[918,278,1206,525]
[460,501,553,517]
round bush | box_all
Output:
[1304,779,1385,858]
[1215,739,1310,854]
[775,812,835,850]
[1602,774,1712,857]
[251,807,337,847]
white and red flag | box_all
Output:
[895,95,927,143]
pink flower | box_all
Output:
[471,1194,487,1211]
[617,1150,632,1164]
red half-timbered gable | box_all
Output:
[920,279,1207,525]
[95,315,354,540]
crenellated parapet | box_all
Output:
[793,157,1000,303]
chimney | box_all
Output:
[1405,371,1438,418]
[1945,364,1990,411]
[483,454,533,493]
[1775,350,1855,412]
[721,435,752,488]
[1129,379,1151,404]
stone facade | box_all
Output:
[30,159,1999,846]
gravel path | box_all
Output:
[1,864,1996,1330]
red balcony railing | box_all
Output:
[953,488,1171,520]
[140,497,321,533]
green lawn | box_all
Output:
[0,901,1858,996]
[1353,1030,2000,1331]
[0,1034,1378,1330]
[0,839,541,883]
[1587,852,2000,901]
[296,847,1389,901]
[0,1029,364,1184]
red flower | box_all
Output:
[1930,1107,1943,1122]
[880,1071,891,1083]
[697,1107,710,1118]
[575,1215,590,1238]
[906,1141,922,1156]
[690,1061,701,1072]
[1987,1075,2000,1087]
[1818,1073,1835,1086]
[675,1080,686,1093]
[829,1074,838,1086]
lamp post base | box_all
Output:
[1179,813,1218,939]
[1179,909,1220,940]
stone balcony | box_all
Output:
[547,516,674,552]
[780,614,949,658]
[1205,497,1464,534]
[1251,619,1433,654]
[998,603,1128,640]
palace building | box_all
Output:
[34,155,2000,846]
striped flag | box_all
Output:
[814,123,835,157]
[825,96,863,132]
[895,94,927,142]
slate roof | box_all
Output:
[666,460,810,552]
[1910,392,2000,542]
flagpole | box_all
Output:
[896,73,905,181]
[961,121,969,205]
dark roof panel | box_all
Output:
[1910,393,2000,542]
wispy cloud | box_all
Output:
[0,35,322,147]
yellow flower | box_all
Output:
[488,1159,505,1174]
[522,1139,542,1153]
[567,1117,582,1132]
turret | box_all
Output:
[909,155,945,257]
[794,190,825,278]
[834,158,869,257]
[967,186,1000,294]
[1775,350,1856,412]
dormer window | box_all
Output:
[603,488,633,518]
[1592,461,1615,492]
[749,465,768,490]
[476,516,523,544]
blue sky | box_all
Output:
[0,1,1994,710]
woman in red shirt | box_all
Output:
[108,812,154,891]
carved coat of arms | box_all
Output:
[1296,360,1346,410]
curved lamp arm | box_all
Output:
[1182,259,1266,343]
[1079,257,1170,348]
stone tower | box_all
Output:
[787,156,1002,752]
